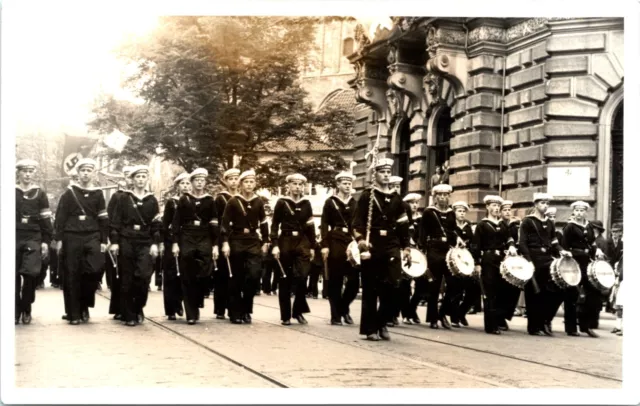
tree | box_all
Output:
[88,16,354,186]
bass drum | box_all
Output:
[500,255,534,289]
[446,247,475,277]
[402,248,427,278]
[550,256,582,289]
[587,260,616,292]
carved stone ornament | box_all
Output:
[354,24,371,51]
[423,71,443,115]
[425,25,438,59]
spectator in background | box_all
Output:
[440,161,450,185]
[430,167,442,190]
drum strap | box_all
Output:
[430,210,447,239]
[530,220,551,250]
[371,195,387,221]
[330,199,356,242]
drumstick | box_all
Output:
[226,255,233,278]
[175,257,180,277]
[477,272,487,300]
[530,275,540,294]
[275,257,287,279]
[108,251,117,268]
[323,258,329,282]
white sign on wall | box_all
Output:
[547,167,591,197]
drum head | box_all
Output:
[594,261,615,289]
[450,247,475,276]
[505,256,534,280]
[347,241,361,266]
[557,256,581,287]
[403,248,427,278]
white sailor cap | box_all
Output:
[223,168,241,179]
[239,169,256,182]
[432,184,453,195]
[570,200,590,210]
[16,159,39,170]
[122,165,134,175]
[335,171,356,182]
[533,192,553,202]
[452,201,470,211]
[75,158,97,171]
[483,195,504,205]
[403,193,422,203]
[500,200,514,209]
[173,172,190,184]
[389,176,403,185]
[286,173,307,183]
[129,165,150,178]
[190,168,209,179]
[545,207,557,215]
[375,158,394,170]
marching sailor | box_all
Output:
[108,165,161,326]
[319,171,359,326]
[171,168,220,325]
[399,192,424,325]
[471,195,518,334]
[54,158,108,325]
[418,183,458,329]
[353,158,411,341]
[561,201,606,337]
[497,200,521,330]
[15,159,53,325]
[160,172,190,320]
[213,168,241,319]
[451,201,476,327]
[221,169,270,324]
[387,175,405,327]
[270,173,316,325]
[518,193,571,336]
[106,166,133,321]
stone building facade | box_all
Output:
[347,17,624,228]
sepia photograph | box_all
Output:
[1,0,638,404]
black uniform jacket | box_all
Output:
[16,184,53,244]
[419,206,456,251]
[221,193,269,246]
[471,218,515,265]
[320,195,357,249]
[109,190,161,245]
[270,196,317,248]
[54,185,108,243]
[171,192,219,246]
[518,215,562,265]
[408,210,423,249]
[161,196,180,244]
[352,187,410,252]
[561,220,597,264]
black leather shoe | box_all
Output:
[586,329,599,338]
[529,330,544,336]
[282,320,292,326]
[366,333,380,341]
[126,320,136,327]
[379,327,391,340]
[459,316,469,327]
[168,315,177,321]
[22,312,32,325]
[113,314,122,320]
[430,322,439,329]
[177,308,184,317]
[411,317,421,325]
[451,322,461,328]
[230,318,242,324]
[331,318,343,326]
[69,319,80,325]
[81,309,89,323]
[386,321,395,327]
[243,314,252,324]
[216,314,226,320]
[543,324,553,336]
[499,321,509,331]
[567,331,580,337]
[15,318,19,325]
[137,312,145,324]
[62,314,69,320]
[392,317,399,326]
[488,330,501,335]
[611,328,621,334]
[403,318,414,325]
[187,319,196,325]
[295,315,308,325]
[440,317,451,329]
[343,314,354,325]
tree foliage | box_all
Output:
[88,16,354,187]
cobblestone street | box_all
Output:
[13,283,622,389]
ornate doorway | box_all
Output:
[395,119,411,195]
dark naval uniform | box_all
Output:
[161,196,184,318]
[55,185,108,323]
[213,191,234,318]
[320,195,359,323]
[562,220,602,333]
[221,194,269,322]
[519,215,563,334]
[172,192,219,322]
[110,191,161,324]
[418,206,458,326]
[16,185,53,323]
[353,187,410,337]
[270,196,316,322]
[497,218,522,326]
[471,218,516,333]
[398,209,425,322]
[106,189,127,318]
[454,220,477,322]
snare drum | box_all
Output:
[346,240,361,267]
[587,259,616,292]
[550,256,582,289]
[402,248,427,278]
[446,247,475,277]
[500,255,534,289]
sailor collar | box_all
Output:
[372,186,394,196]
[568,219,590,228]
[456,220,469,229]
[482,217,501,226]
[413,213,423,221]
[69,184,101,192]
[526,214,549,222]
[281,196,309,204]
[16,184,40,193]
[219,190,239,198]
[331,195,353,205]
[235,194,260,203]
[186,192,212,199]
[427,205,453,214]
[126,189,155,200]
